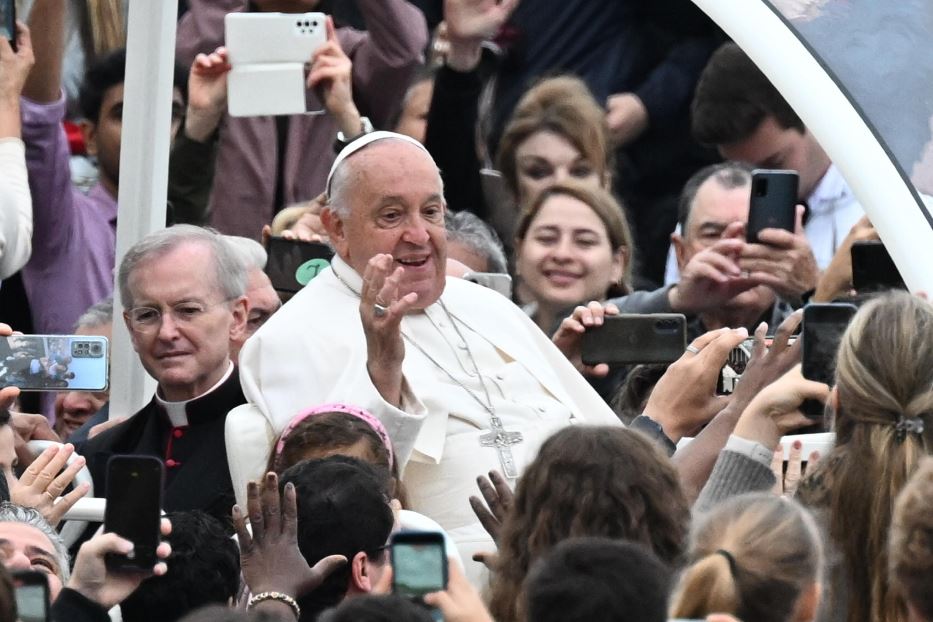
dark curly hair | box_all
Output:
[488,426,689,622]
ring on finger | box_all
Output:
[373,303,389,318]
[686,345,701,355]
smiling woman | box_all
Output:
[514,180,633,334]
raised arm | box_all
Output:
[0,23,35,278]
[21,0,65,103]
[345,0,429,127]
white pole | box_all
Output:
[690,0,933,293]
[109,0,179,418]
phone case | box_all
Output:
[225,12,327,65]
[0,335,109,392]
[265,238,335,293]
[747,169,799,244]
[581,314,686,366]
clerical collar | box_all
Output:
[331,255,365,296]
[155,361,235,427]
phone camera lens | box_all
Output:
[304,20,310,26]
[312,20,318,27]
[91,344,102,355]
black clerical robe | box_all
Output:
[80,369,246,524]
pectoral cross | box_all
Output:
[480,416,524,479]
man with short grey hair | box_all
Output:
[224,236,281,359]
[445,211,508,274]
[79,225,248,521]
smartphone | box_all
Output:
[391,531,448,601]
[225,12,327,65]
[801,303,858,418]
[0,335,108,391]
[462,271,512,298]
[580,314,686,366]
[747,169,799,244]
[851,240,906,293]
[719,335,798,395]
[0,0,15,52]
[264,237,335,294]
[103,456,165,571]
[12,570,49,622]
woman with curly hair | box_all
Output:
[487,425,689,622]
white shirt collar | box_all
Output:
[155,361,235,427]
[807,164,852,214]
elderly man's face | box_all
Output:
[674,177,775,312]
[0,522,64,600]
[327,141,448,310]
[124,242,247,401]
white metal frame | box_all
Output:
[109,1,179,418]
[691,0,933,293]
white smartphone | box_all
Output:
[0,335,108,392]
[225,12,327,65]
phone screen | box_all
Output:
[391,540,446,598]
[802,304,857,417]
[0,0,15,49]
[104,456,164,570]
[0,335,108,391]
[264,238,334,294]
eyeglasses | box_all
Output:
[126,299,232,333]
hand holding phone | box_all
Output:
[0,335,108,392]
[391,531,448,602]
[103,456,164,571]
[801,303,857,418]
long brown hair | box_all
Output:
[488,426,689,622]
[669,493,823,622]
[799,291,933,622]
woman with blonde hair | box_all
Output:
[697,290,933,622]
[670,493,823,622]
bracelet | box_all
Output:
[248,591,301,619]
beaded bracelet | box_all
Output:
[248,591,301,619]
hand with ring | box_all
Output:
[359,254,419,406]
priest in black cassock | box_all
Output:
[77,225,250,524]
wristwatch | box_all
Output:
[333,116,374,154]
[630,414,677,456]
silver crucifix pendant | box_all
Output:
[480,418,524,479]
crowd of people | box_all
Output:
[0,0,930,621]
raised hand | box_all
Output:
[642,326,749,443]
[233,472,346,599]
[733,365,830,451]
[11,443,90,527]
[468,470,513,544]
[740,205,819,302]
[185,46,231,142]
[443,0,519,70]
[670,228,760,313]
[361,254,419,407]
[68,518,172,610]
[551,301,619,377]
[307,17,361,138]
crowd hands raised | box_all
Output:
[0,0,931,621]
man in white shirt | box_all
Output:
[691,43,864,267]
[233,132,632,573]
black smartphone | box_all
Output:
[747,169,799,244]
[264,237,334,294]
[0,335,108,391]
[12,570,49,622]
[801,303,858,418]
[103,455,165,571]
[0,0,15,52]
[391,531,448,601]
[581,314,686,366]
[850,240,906,293]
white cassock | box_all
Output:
[230,255,621,579]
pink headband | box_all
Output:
[274,402,394,470]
